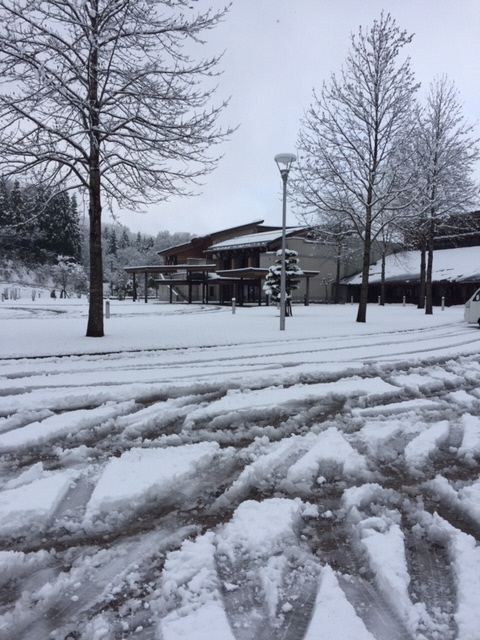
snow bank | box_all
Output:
[184,377,398,427]
[216,497,310,562]
[458,413,480,461]
[358,517,424,634]
[84,442,220,522]
[213,433,316,508]
[404,420,450,471]
[342,483,395,512]
[0,384,171,415]
[285,426,370,486]
[162,599,235,640]
[159,533,235,640]
[426,513,480,640]
[429,475,480,525]
[342,484,428,635]
[352,398,440,417]
[304,565,376,639]
[0,470,78,537]
[0,549,52,588]
[0,402,135,451]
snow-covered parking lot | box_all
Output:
[0,298,479,640]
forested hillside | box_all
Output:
[0,177,82,264]
[0,177,192,298]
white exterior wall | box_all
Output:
[260,236,363,303]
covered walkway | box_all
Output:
[124,264,319,306]
[124,264,216,303]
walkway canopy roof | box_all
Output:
[124,264,216,275]
[216,267,319,279]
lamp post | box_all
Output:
[274,152,296,330]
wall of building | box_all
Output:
[260,237,364,303]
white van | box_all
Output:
[464,288,480,325]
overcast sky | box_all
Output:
[115,0,480,237]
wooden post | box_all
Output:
[132,273,137,301]
[144,272,148,303]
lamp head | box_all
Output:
[275,153,296,178]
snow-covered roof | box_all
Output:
[344,246,480,285]
[206,227,304,251]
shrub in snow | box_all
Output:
[263,249,303,316]
[51,256,88,298]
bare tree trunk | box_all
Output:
[380,252,386,306]
[86,171,104,337]
[356,206,372,323]
[425,217,434,315]
[86,8,104,338]
[334,243,341,304]
[417,243,426,309]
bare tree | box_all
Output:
[294,13,418,322]
[0,0,231,336]
[412,77,479,314]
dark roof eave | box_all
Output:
[124,264,216,274]
[205,228,308,253]
[157,220,270,257]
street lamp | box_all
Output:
[274,152,296,330]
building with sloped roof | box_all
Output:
[125,219,366,305]
[342,246,480,306]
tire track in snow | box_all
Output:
[0,328,479,637]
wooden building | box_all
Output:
[342,246,480,306]
[124,219,376,305]
[125,221,323,305]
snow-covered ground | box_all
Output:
[0,297,479,640]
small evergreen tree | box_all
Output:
[263,249,303,316]
[107,228,118,256]
[9,179,24,226]
[119,227,130,249]
[67,194,83,262]
[0,175,9,226]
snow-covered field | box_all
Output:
[0,297,479,640]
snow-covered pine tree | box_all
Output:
[107,229,118,257]
[9,180,23,226]
[119,228,130,250]
[36,188,83,262]
[0,175,9,227]
[263,249,303,316]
